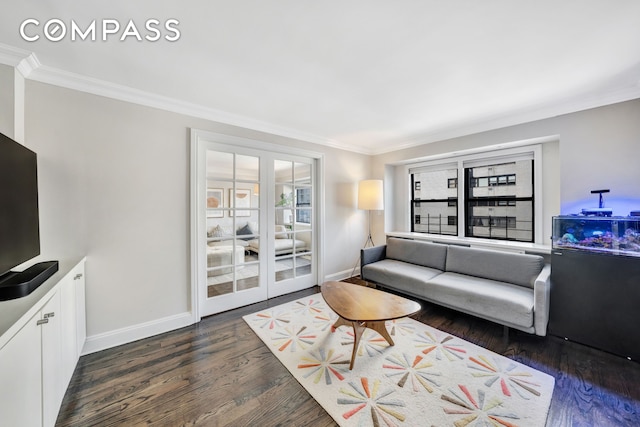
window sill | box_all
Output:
[386,231,551,255]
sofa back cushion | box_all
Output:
[386,237,447,271]
[445,245,544,288]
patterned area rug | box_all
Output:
[243,293,555,427]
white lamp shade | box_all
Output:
[358,179,384,210]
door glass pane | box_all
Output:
[236,154,259,182]
[274,159,313,283]
[294,162,311,185]
[295,255,312,276]
[206,150,260,297]
[295,230,312,256]
[207,151,234,180]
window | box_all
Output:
[465,160,533,242]
[410,166,458,236]
[408,146,537,243]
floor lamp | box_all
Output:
[351,179,384,278]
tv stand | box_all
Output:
[0,261,59,301]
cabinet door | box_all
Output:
[549,250,640,359]
[41,292,62,427]
[59,273,78,392]
[0,312,43,427]
[74,262,86,356]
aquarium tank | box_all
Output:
[552,215,640,257]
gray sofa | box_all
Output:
[361,237,551,336]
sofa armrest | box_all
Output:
[361,245,386,266]
[360,245,387,280]
[533,263,552,336]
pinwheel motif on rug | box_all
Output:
[243,294,555,426]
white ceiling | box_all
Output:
[2,1,640,154]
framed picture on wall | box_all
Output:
[206,188,224,218]
[230,188,251,217]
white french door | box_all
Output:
[270,156,316,297]
[191,131,319,318]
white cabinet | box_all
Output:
[0,309,43,427]
[59,261,86,393]
[41,291,63,427]
[0,259,86,427]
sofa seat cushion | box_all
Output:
[363,259,442,297]
[426,272,534,329]
[445,245,544,289]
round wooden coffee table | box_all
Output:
[321,280,421,370]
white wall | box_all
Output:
[0,64,16,139]
[375,98,640,244]
[1,65,85,276]
[23,80,370,348]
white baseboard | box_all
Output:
[324,268,357,283]
[81,268,360,356]
[82,311,194,355]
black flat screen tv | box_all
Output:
[0,132,40,278]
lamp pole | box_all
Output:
[364,209,375,248]
[351,179,384,279]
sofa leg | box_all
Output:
[502,325,509,347]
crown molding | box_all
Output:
[1,43,371,154]
[16,54,40,78]
[3,43,639,157]
[369,83,640,155]
[29,64,373,155]
[0,43,29,66]
[27,65,357,152]
[0,43,39,76]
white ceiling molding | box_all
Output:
[2,38,640,157]
[27,64,369,154]
[0,44,370,155]
[0,43,33,69]
[371,83,640,155]
[16,54,40,79]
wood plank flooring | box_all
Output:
[57,282,640,426]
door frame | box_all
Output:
[189,129,324,322]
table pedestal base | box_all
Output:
[332,316,395,370]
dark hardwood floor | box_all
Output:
[57,281,640,426]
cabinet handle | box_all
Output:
[44,312,55,318]
[74,274,83,280]
[37,319,49,326]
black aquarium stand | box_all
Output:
[549,249,640,360]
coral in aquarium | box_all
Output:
[555,227,640,255]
